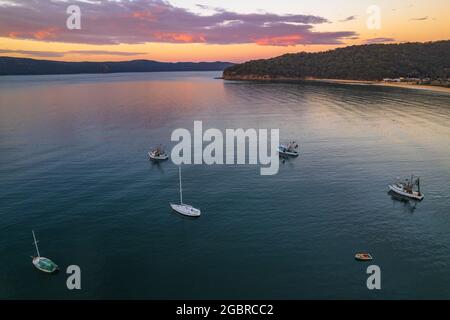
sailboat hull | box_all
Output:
[32,256,59,273]
[170,203,201,217]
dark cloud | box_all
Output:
[0,0,357,46]
[363,37,396,44]
[67,50,145,56]
[0,49,144,57]
[0,49,65,57]
[410,16,429,21]
[339,15,357,22]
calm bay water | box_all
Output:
[0,71,449,299]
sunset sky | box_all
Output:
[0,0,449,62]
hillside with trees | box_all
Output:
[0,57,233,76]
[223,40,449,82]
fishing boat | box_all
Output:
[277,141,299,157]
[355,253,373,261]
[148,145,169,161]
[31,230,58,273]
[388,175,424,201]
[170,166,201,217]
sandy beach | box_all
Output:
[305,78,450,94]
[222,75,450,94]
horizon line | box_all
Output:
[2,39,449,64]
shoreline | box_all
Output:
[306,78,450,93]
[222,76,450,94]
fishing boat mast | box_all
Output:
[417,177,421,194]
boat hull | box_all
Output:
[170,203,201,217]
[388,185,424,200]
[148,152,169,161]
[32,257,59,273]
[277,147,299,157]
[355,253,373,261]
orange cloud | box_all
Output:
[132,11,157,22]
[8,32,21,38]
[153,32,206,43]
[8,31,20,39]
[33,28,58,40]
[255,35,304,46]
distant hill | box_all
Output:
[223,40,450,81]
[0,57,234,76]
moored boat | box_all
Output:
[31,231,58,273]
[355,253,373,261]
[32,256,59,273]
[277,141,299,157]
[148,145,169,161]
[170,203,201,217]
[388,175,424,201]
[170,166,201,217]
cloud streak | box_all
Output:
[410,16,429,21]
[0,49,145,57]
[0,0,357,46]
[363,37,396,44]
[0,49,65,57]
[339,15,357,22]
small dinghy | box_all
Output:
[277,141,299,157]
[388,175,424,201]
[31,231,58,273]
[170,166,201,217]
[148,145,169,161]
[355,253,373,261]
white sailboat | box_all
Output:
[170,166,201,217]
[31,230,59,273]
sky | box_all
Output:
[0,0,449,62]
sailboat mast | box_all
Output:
[32,230,40,257]
[179,166,183,204]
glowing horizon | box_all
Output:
[0,0,449,63]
